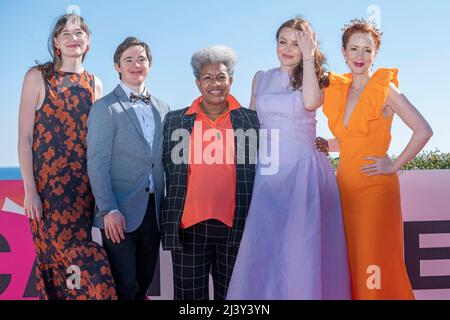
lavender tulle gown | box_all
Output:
[226,68,351,300]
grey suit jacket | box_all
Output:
[87,85,169,232]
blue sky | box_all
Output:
[0,0,449,166]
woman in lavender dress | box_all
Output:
[227,18,351,300]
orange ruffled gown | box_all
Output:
[323,68,414,300]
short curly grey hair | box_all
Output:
[191,45,238,80]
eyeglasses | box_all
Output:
[59,30,87,40]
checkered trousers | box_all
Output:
[172,219,239,300]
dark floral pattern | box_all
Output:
[30,70,117,300]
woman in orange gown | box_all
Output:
[319,19,433,299]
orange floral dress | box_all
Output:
[323,68,414,300]
[31,70,117,300]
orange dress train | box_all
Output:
[323,68,415,300]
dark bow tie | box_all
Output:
[130,92,151,104]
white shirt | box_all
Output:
[108,82,156,216]
[119,82,156,152]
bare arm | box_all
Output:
[298,25,323,111]
[328,138,340,153]
[315,137,340,154]
[249,71,262,111]
[361,84,433,176]
[385,84,433,172]
[302,60,323,111]
[18,68,44,220]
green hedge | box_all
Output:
[401,150,450,170]
[330,150,450,170]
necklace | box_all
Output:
[199,103,231,139]
[207,112,231,140]
[215,113,231,140]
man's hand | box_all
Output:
[104,211,126,244]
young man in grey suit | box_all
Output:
[87,37,169,300]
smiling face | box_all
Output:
[54,19,89,59]
[276,27,302,71]
[343,32,377,75]
[195,63,233,108]
[114,45,150,88]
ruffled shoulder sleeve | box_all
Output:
[364,68,399,122]
[327,72,351,86]
[323,72,351,133]
[372,68,399,88]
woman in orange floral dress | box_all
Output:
[318,19,433,299]
[18,14,117,300]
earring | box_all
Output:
[56,48,61,56]
[85,44,90,53]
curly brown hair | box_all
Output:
[276,18,329,90]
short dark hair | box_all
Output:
[113,37,152,79]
